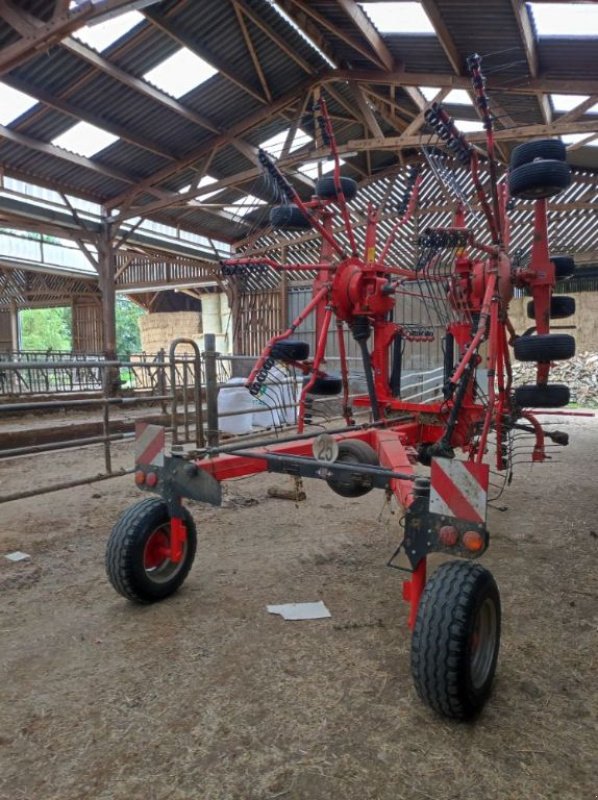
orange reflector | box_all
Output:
[134,470,146,486]
[146,472,159,488]
[463,530,484,552]
[439,525,459,547]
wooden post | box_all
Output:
[9,300,19,352]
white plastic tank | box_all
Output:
[217,377,254,435]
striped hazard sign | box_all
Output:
[135,423,165,468]
[429,457,489,524]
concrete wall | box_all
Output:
[508,291,598,353]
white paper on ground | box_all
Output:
[267,601,331,620]
[4,551,30,562]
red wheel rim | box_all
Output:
[144,527,171,570]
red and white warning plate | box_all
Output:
[135,423,165,468]
[429,457,489,524]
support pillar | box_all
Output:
[97,220,117,361]
[98,219,119,394]
[9,300,19,352]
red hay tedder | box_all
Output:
[106,55,581,720]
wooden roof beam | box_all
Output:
[510,0,552,124]
[284,0,387,70]
[119,117,598,224]
[0,123,137,185]
[0,0,148,74]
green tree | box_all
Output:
[20,306,72,351]
[116,297,145,355]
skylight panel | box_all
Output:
[551,94,597,113]
[444,90,473,106]
[299,159,346,179]
[0,83,36,125]
[561,133,598,147]
[259,127,313,158]
[179,175,222,201]
[73,10,143,51]
[420,86,441,101]
[452,119,485,133]
[143,48,217,98]
[530,3,598,36]
[358,2,435,34]
[52,121,118,157]
[223,194,267,218]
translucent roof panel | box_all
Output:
[299,159,346,179]
[420,87,472,105]
[530,3,598,36]
[52,121,119,157]
[143,48,218,98]
[561,133,598,147]
[358,2,435,34]
[223,194,267,218]
[179,175,222,201]
[72,10,143,52]
[453,120,485,133]
[259,127,313,158]
[551,94,597,114]
[0,82,37,126]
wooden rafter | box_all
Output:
[0,0,146,74]
[284,0,386,70]
[233,2,272,103]
[118,116,598,224]
[143,6,268,105]
[510,0,552,124]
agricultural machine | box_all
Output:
[106,55,579,720]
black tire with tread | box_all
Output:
[270,205,312,230]
[514,383,570,408]
[315,176,358,201]
[510,139,566,170]
[411,561,501,720]
[106,498,197,603]
[326,439,378,498]
[527,295,575,320]
[514,333,575,362]
[271,339,310,361]
[306,374,343,396]
[508,160,572,200]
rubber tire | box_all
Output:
[315,176,358,202]
[326,440,378,498]
[527,296,576,320]
[106,498,197,604]
[510,139,566,170]
[271,339,310,361]
[514,333,575,362]
[508,160,572,200]
[551,255,576,280]
[411,561,501,720]
[306,374,343,396]
[514,383,570,408]
[270,205,312,230]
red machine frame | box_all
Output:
[108,54,582,719]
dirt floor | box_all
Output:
[0,417,596,800]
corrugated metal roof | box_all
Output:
[0,0,595,257]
